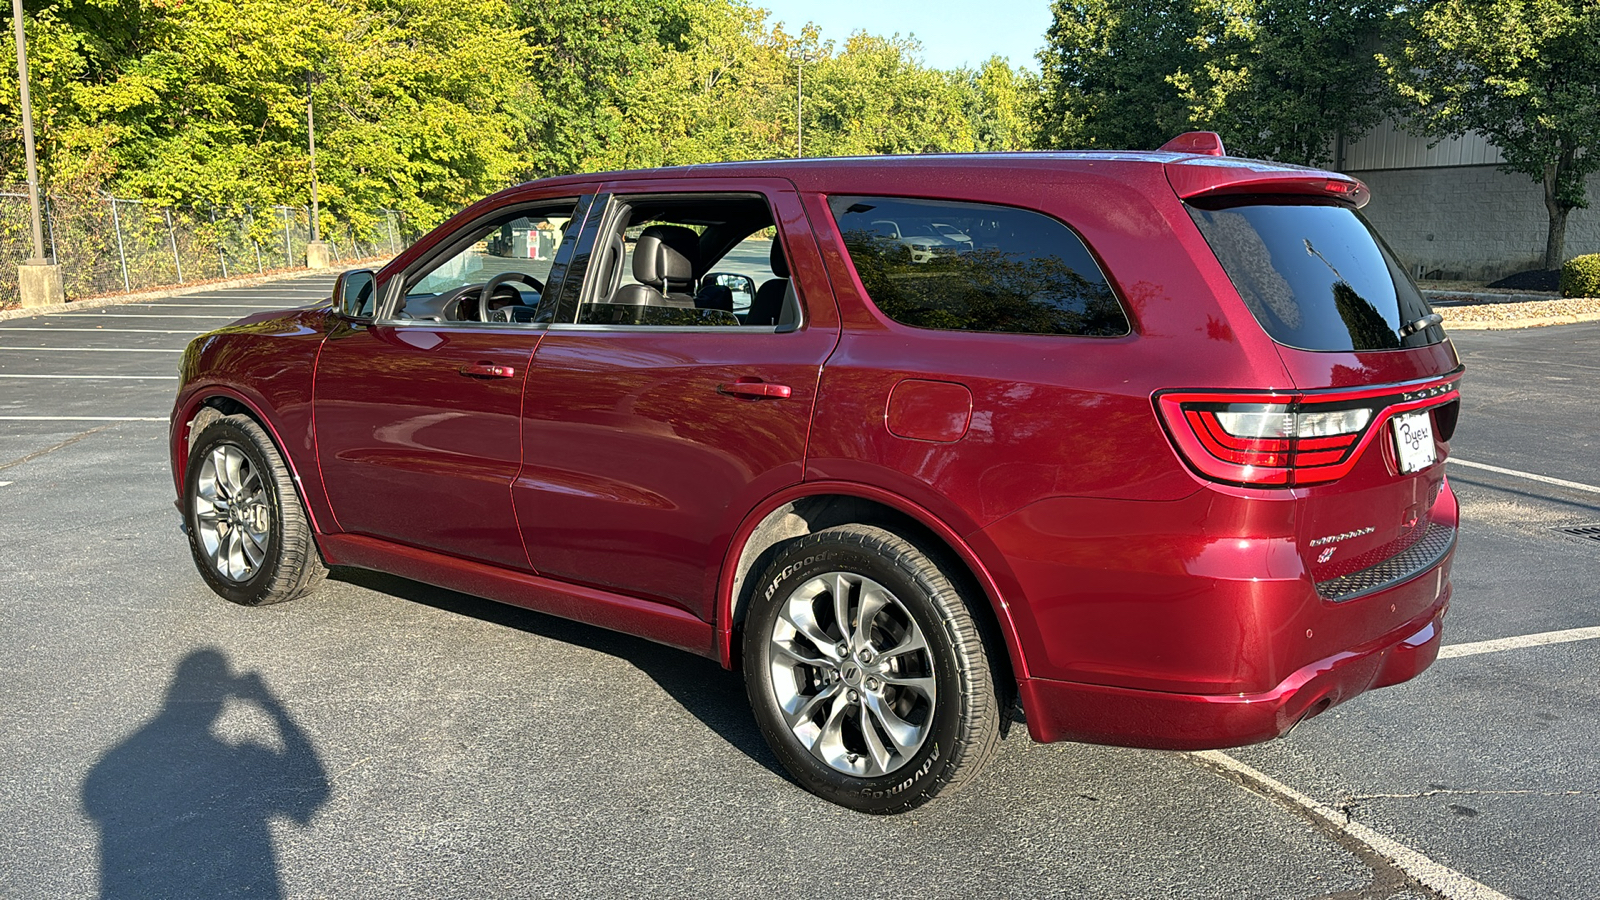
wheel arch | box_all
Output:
[716,482,1029,690]
[172,386,330,536]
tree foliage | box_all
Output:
[4,0,1033,234]
[1174,0,1394,166]
[1035,0,1395,162]
[1035,0,1201,150]
[1383,0,1600,268]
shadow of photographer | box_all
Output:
[82,648,329,899]
[332,567,787,779]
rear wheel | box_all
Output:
[743,524,1003,813]
[184,414,326,606]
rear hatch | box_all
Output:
[1169,158,1461,597]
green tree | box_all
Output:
[1385,0,1600,268]
[510,0,692,176]
[804,33,974,156]
[1034,0,1201,149]
[1173,0,1395,166]
[3,0,528,231]
[953,56,1038,151]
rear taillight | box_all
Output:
[1156,380,1458,487]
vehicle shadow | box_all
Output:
[81,648,329,900]
[330,567,788,780]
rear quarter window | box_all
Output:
[1188,200,1443,352]
[828,196,1129,337]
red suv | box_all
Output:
[171,134,1460,813]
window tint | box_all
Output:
[829,196,1128,337]
[1188,200,1442,351]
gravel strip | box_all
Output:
[1441,296,1600,330]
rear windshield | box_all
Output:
[1188,200,1442,351]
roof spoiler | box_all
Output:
[1157,131,1370,208]
[1159,131,1227,157]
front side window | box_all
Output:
[828,196,1129,337]
[399,204,577,324]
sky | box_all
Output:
[755,0,1055,72]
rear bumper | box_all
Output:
[1018,592,1448,749]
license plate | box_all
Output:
[1392,410,1437,474]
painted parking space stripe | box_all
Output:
[1447,457,1600,495]
[0,346,182,353]
[0,416,166,422]
[1438,626,1600,659]
[0,374,177,380]
[137,303,299,309]
[1191,751,1512,900]
[0,327,206,335]
[50,313,245,320]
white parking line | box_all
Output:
[0,327,205,334]
[51,314,243,319]
[1447,457,1600,495]
[0,416,166,421]
[0,374,176,380]
[0,346,182,353]
[138,303,298,309]
[1438,626,1600,659]
[1191,751,1512,900]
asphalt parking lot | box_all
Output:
[1,276,1595,899]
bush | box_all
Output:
[1561,254,1600,298]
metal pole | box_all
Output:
[210,207,228,278]
[307,74,321,243]
[164,207,183,282]
[249,207,263,273]
[796,54,803,158]
[12,0,47,263]
[45,195,57,261]
[281,206,291,267]
[108,198,130,292]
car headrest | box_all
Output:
[633,225,698,288]
[769,239,789,279]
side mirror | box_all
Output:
[706,272,756,313]
[334,269,378,322]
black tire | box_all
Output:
[183,414,326,606]
[742,524,1004,813]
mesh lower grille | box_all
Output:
[1315,521,1456,602]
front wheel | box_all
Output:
[743,524,1004,813]
[184,414,326,606]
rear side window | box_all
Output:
[1188,200,1443,351]
[829,196,1128,337]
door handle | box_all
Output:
[718,380,791,399]
[460,362,516,379]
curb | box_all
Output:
[0,262,386,322]
[1424,289,1557,306]
[1443,311,1600,331]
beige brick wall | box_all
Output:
[1351,165,1600,282]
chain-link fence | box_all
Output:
[2,190,419,306]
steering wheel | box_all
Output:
[478,272,545,323]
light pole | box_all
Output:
[789,47,817,158]
[303,70,331,268]
[12,0,63,306]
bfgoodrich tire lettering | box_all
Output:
[743,524,1003,813]
[184,414,326,606]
